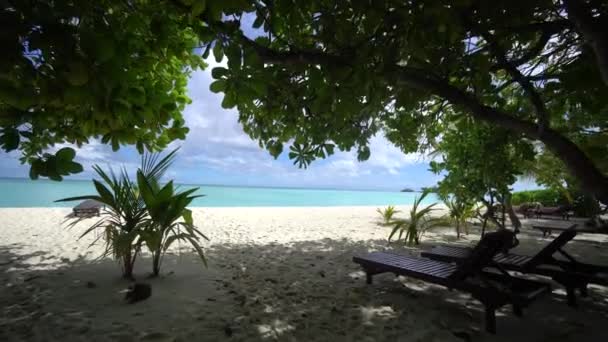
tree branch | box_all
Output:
[465,17,550,133]
[490,30,553,71]
[175,3,608,203]
[564,0,608,85]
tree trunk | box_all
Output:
[460,101,608,205]
[504,192,521,233]
[152,252,161,277]
[392,67,608,205]
[123,249,134,279]
[467,108,608,205]
[564,0,608,86]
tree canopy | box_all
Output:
[1,0,204,180]
[2,0,607,204]
[202,0,608,202]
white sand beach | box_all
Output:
[1,207,608,341]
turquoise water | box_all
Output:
[0,178,437,208]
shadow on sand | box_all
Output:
[1,236,608,341]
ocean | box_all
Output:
[0,178,437,208]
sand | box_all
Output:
[1,206,608,341]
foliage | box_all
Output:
[443,197,476,239]
[1,0,206,179]
[376,205,400,226]
[57,166,149,279]
[429,120,529,232]
[388,191,442,245]
[4,1,608,204]
[198,0,608,203]
[57,149,205,278]
[512,189,601,217]
[137,153,208,276]
[431,120,533,205]
[511,189,566,206]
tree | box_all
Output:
[196,0,608,203]
[430,119,531,232]
[0,0,205,180]
[3,1,607,206]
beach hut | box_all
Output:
[73,199,104,217]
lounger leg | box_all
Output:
[580,286,588,298]
[566,287,577,307]
[484,307,497,334]
[513,304,523,317]
[366,272,373,284]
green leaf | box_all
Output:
[93,180,115,203]
[209,80,226,93]
[202,44,211,59]
[0,128,20,152]
[211,67,228,79]
[56,147,76,161]
[357,146,370,161]
[66,161,84,173]
[183,209,193,225]
[268,141,283,158]
[213,42,224,62]
[221,93,236,109]
[29,166,39,180]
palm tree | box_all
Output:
[137,168,208,276]
[388,191,441,245]
[58,150,178,279]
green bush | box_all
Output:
[376,205,400,225]
[512,189,601,217]
[511,189,566,206]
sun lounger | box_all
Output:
[73,199,104,217]
[534,205,572,220]
[531,221,577,237]
[421,229,608,307]
[353,231,550,333]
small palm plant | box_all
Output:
[137,168,208,276]
[58,150,178,279]
[58,167,147,279]
[377,205,400,225]
[444,197,476,239]
[388,191,441,245]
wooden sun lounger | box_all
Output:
[421,229,608,307]
[353,231,550,333]
[531,221,577,237]
[73,199,104,217]
[534,206,572,220]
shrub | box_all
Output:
[138,169,208,276]
[444,197,476,238]
[511,189,566,206]
[58,166,151,279]
[388,191,442,245]
[376,205,400,225]
[59,149,208,278]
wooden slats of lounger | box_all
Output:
[422,245,532,267]
[354,252,458,280]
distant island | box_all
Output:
[400,188,415,192]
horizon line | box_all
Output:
[0,176,424,193]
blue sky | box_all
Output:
[0,57,540,191]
